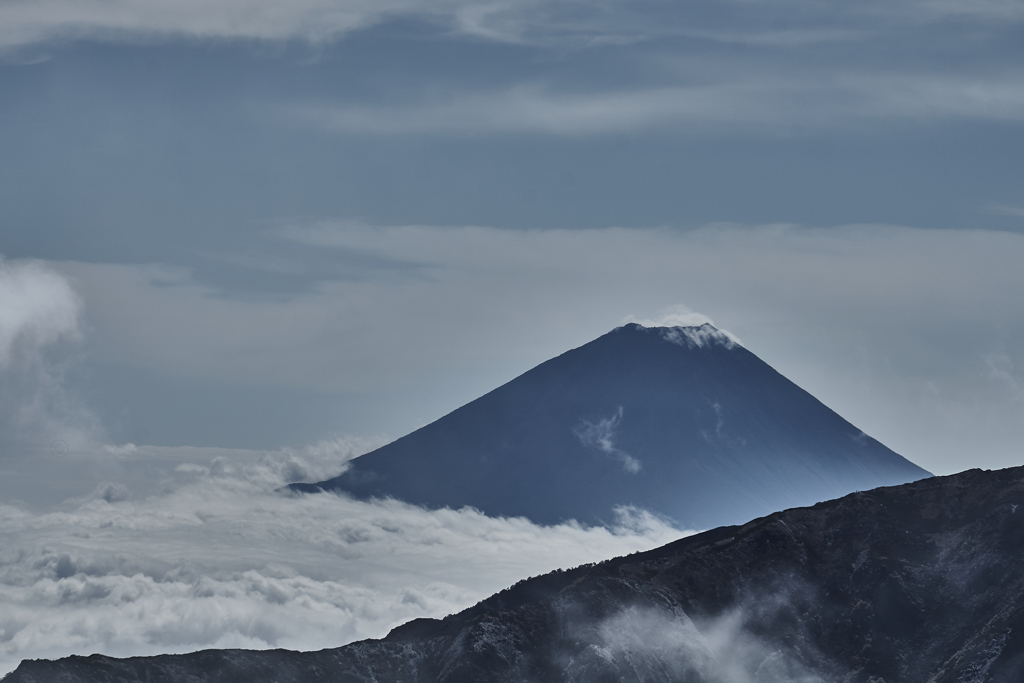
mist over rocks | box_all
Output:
[14,466,1024,682]
[293,323,929,529]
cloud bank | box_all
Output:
[0,440,684,677]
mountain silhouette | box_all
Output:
[292,323,929,528]
[17,467,1024,682]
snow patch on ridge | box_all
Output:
[622,305,742,348]
[957,630,1011,683]
[661,324,740,350]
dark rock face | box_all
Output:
[291,323,929,529]
[11,466,1024,683]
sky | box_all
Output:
[0,0,1023,674]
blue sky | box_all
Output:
[1,0,1024,476]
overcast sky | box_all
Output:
[2,0,1023,477]
[1,0,1023,474]
[1,0,1023,673]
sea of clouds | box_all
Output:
[0,439,682,677]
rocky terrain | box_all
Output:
[9,466,1024,682]
[292,323,928,529]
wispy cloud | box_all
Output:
[624,304,717,330]
[573,601,826,682]
[986,205,1024,218]
[912,0,1024,22]
[0,0,631,49]
[288,73,1024,137]
[574,406,641,474]
[0,0,410,48]
[1,0,1021,50]
[623,305,743,347]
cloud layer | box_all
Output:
[45,222,1024,475]
[0,440,683,677]
[3,0,1023,49]
[292,74,1024,137]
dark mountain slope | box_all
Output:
[293,323,928,528]
[11,466,1024,683]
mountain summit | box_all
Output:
[293,323,929,528]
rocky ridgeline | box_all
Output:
[8,466,1024,682]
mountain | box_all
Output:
[292,323,928,529]
[11,466,1024,682]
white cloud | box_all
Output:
[566,588,828,681]
[0,439,685,677]
[0,257,96,452]
[574,406,641,474]
[0,257,79,371]
[578,607,820,682]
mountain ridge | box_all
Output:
[11,465,1024,682]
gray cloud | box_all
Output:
[288,73,1024,137]
[911,0,1024,22]
[0,0,426,48]
[1,0,1021,50]
[987,205,1024,219]
[0,439,683,677]
[0,0,662,50]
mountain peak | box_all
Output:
[616,321,741,350]
[291,325,927,528]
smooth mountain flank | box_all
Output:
[292,323,929,529]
